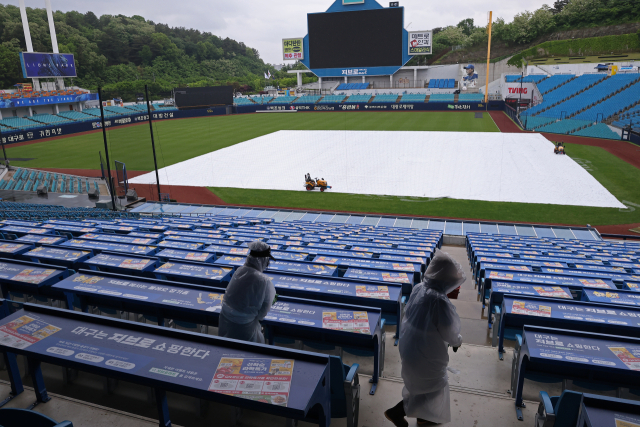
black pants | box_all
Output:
[391,400,429,423]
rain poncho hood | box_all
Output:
[218,241,276,343]
[398,250,465,423]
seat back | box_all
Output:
[0,408,70,427]
[554,390,583,426]
[329,355,347,418]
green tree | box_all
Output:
[0,44,24,88]
[140,45,153,65]
[457,18,475,37]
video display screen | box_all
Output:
[20,52,77,78]
[308,8,404,69]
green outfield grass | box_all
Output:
[5,111,639,227]
[5,111,499,171]
[210,143,640,227]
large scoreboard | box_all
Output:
[297,0,414,77]
[308,8,404,69]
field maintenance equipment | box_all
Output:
[554,142,566,155]
[304,176,332,192]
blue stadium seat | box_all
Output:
[319,95,347,104]
[0,408,73,427]
[233,98,255,105]
[345,95,372,103]
[537,119,592,134]
[429,94,455,102]
[269,96,297,105]
[371,94,398,103]
[293,96,322,104]
[522,116,556,130]
[573,77,640,122]
[537,75,575,94]
[399,94,426,103]
[572,123,621,139]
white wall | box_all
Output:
[527,62,639,76]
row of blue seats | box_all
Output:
[336,83,369,90]
[0,214,444,425]
[536,74,575,94]
[428,79,455,89]
[522,74,606,117]
[466,232,640,421]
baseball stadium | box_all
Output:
[0,0,639,426]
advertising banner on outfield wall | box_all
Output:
[236,102,503,114]
[0,107,227,146]
[1,102,507,146]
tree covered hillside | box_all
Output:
[0,4,308,95]
[408,0,640,65]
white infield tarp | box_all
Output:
[129,131,625,208]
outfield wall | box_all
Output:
[0,102,506,146]
[0,107,228,146]
[235,101,505,114]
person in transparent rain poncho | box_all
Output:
[385,250,466,426]
[218,241,277,344]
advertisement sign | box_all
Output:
[408,31,432,55]
[0,315,61,349]
[282,38,304,61]
[20,52,77,78]
[209,358,294,406]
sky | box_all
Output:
[19,0,552,64]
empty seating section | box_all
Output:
[614,116,640,131]
[154,104,178,111]
[104,106,134,115]
[428,79,455,89]
[30,114,73,125]
[536,119,592,134]
[536,74,575,94]
[428,93,455,102]
[457,93,485,101]
[371,94,398,103]
[57,111,94,121]
[0,168,103,195]
[336,83,369,90]
[520,75,547,83]
[399,94,426,103]
[81,108,117,118]
[319,95,346,104]
[249,96,274,104]
[573,78,640,122]
[293,95,321,104]
[537,74,619,119]
[344,94,372,103]
[0,117,40,130]
[269,96,297,104]
[124,104,149,112]
[233,97,255,105]
[505,75,521,82]
[572,123,620,139]
[80,108,101,117]
[0,201,138,221]
[523,116,557,130]
[522,74,606,117]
